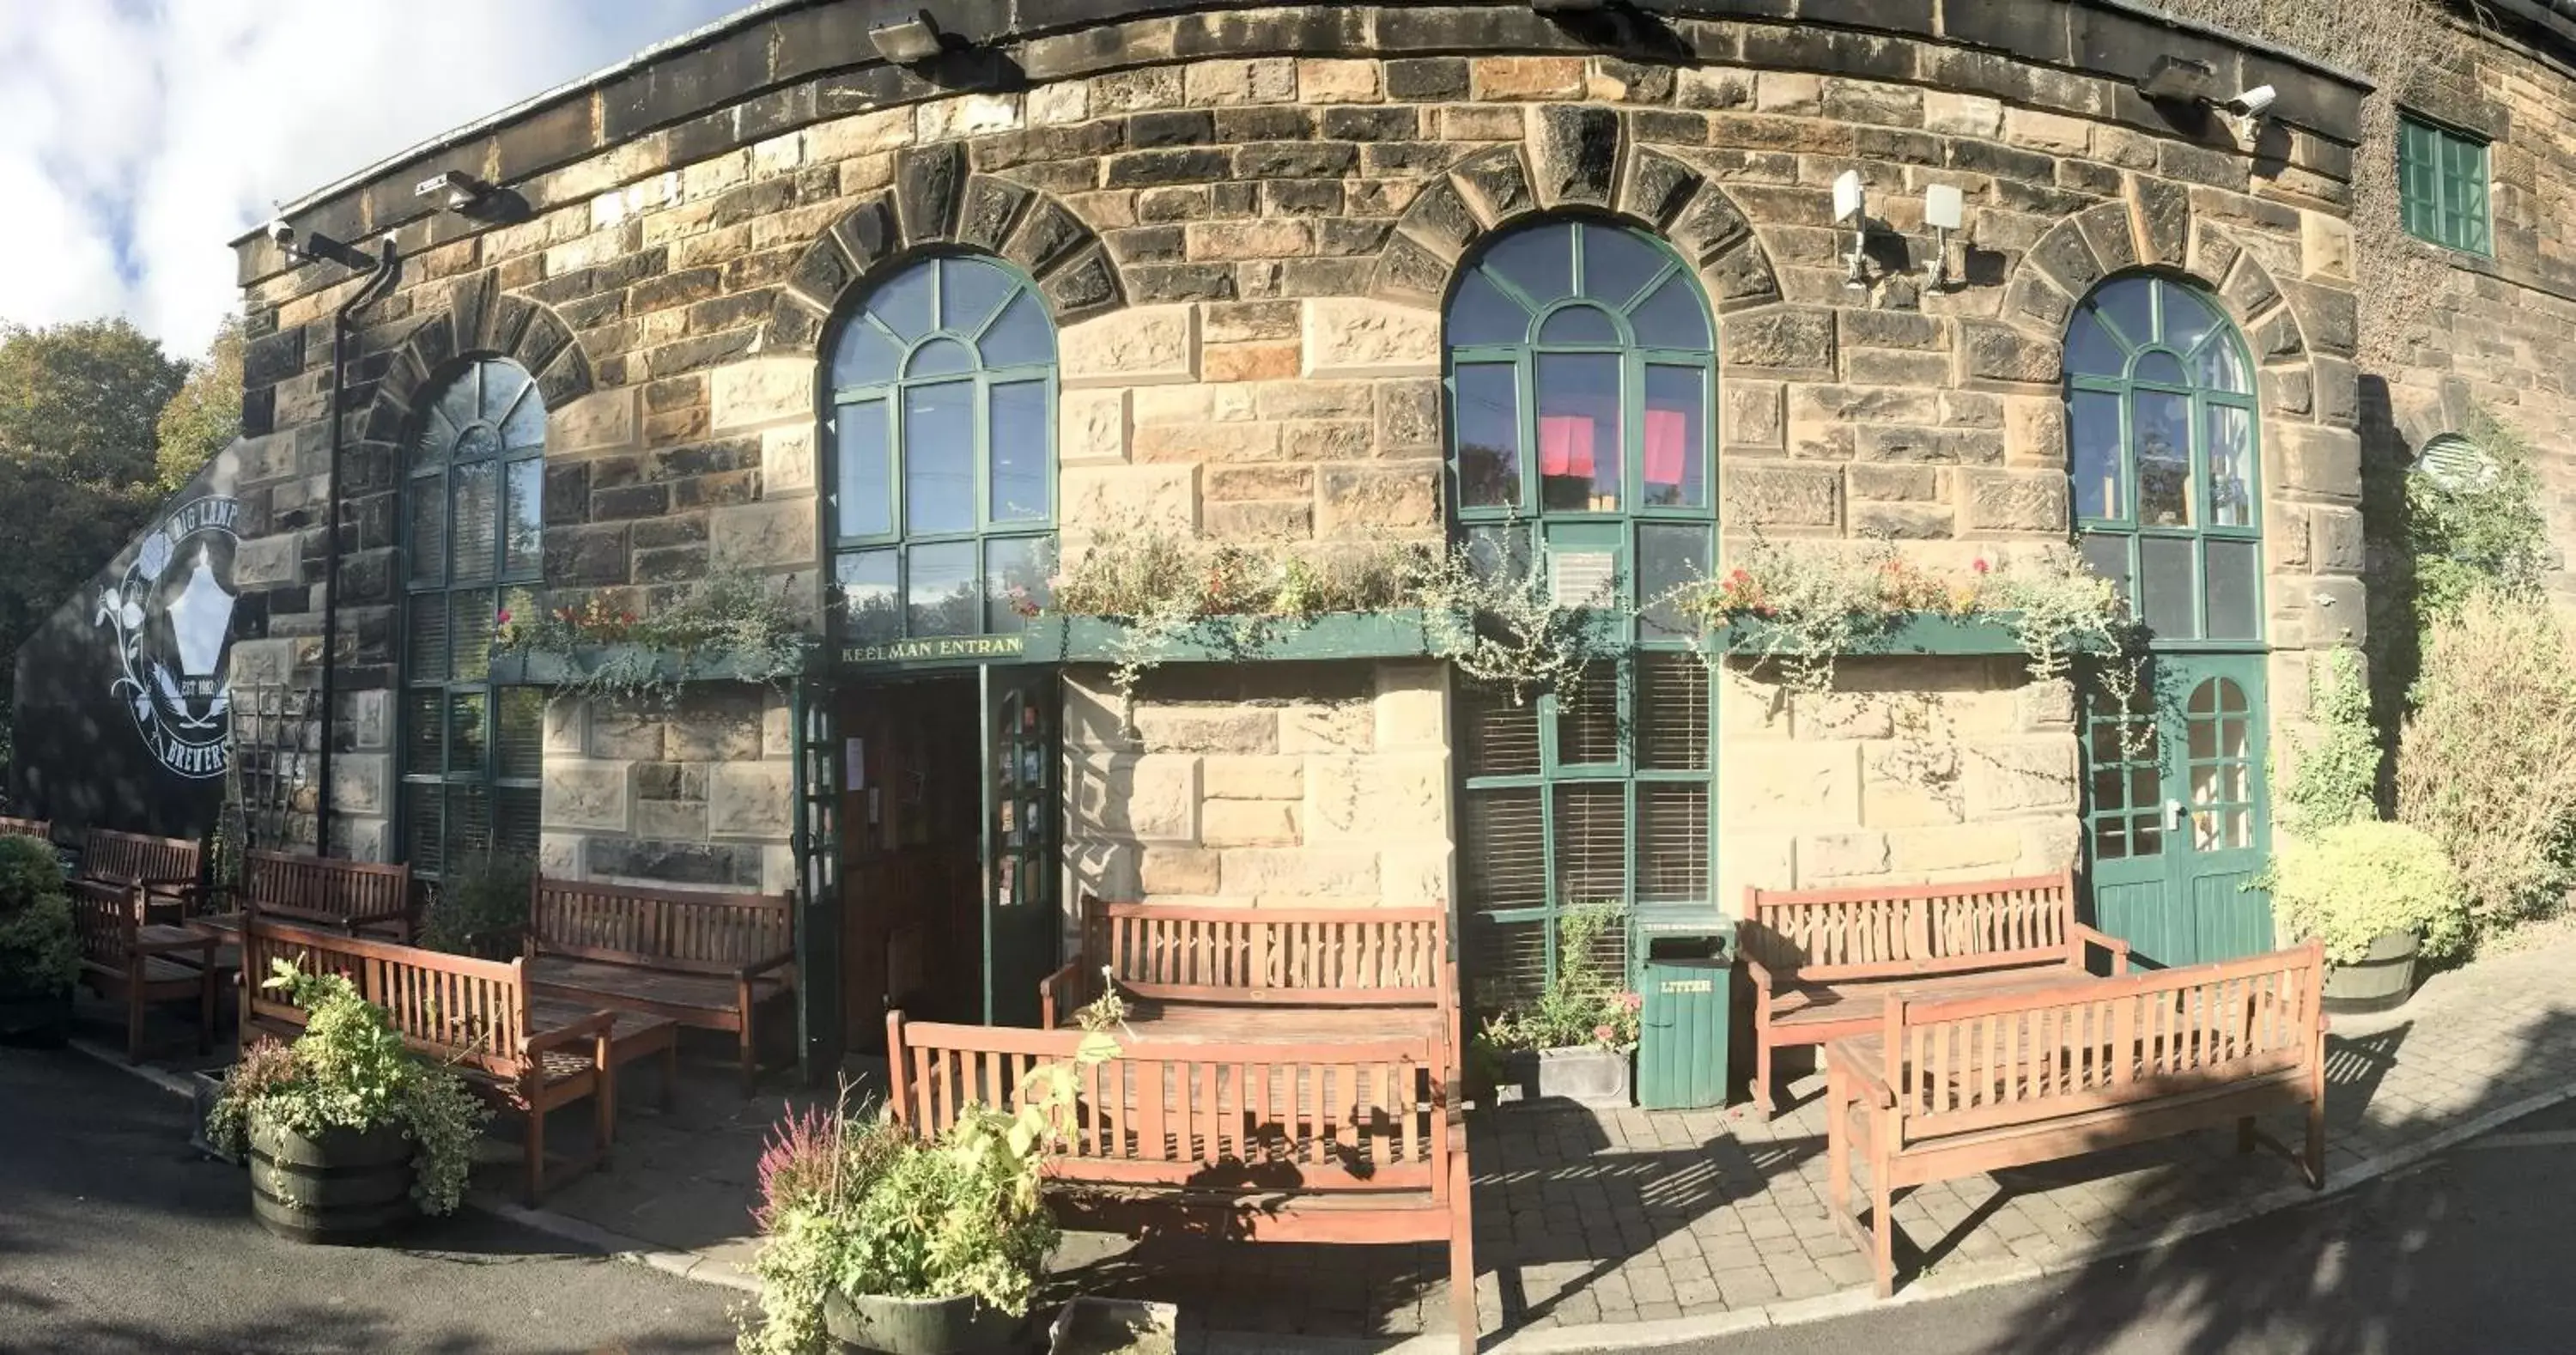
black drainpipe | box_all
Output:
[314,235,403,858]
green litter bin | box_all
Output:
[1635,931,1732,1111]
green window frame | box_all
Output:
[399,358,546,878]
[2063,275,2264,650]
[2399,114,2492,256]
[826,254,1059,644]
[1444,218,1720,1012]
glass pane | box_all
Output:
[2161,283,2221,357]
[1642,367,1706,508]
[453,422,501,464]
[988,380,1049,524]
[1447,269,1530,347]
[2095,277,2156,349]
[832,320,902,389]
[1636,784,1709,903]
[2129,766,2159,809]
[908,337,975,378]
[985,536,1050,634]
[452,462,499,582]
[409,487,447,586]
[1538,306,1618,344]
[1535,352,1620,512]
[1582,223,1669,309]
[448,691,489,774]
[2134,816,2162,856]
[413,410,453,471]
[504,459,543,577]
[404,784,444,878]
[2140,535,2197,638]
[496,688,544,779]
[480,361,528,420]
[1635,652,1710,770]
[2205,538,2261,640]
[450,592,495,682]
[1456,680,1540,778]
[1552,783,1628,906]
[837,550,900,643]
[902,382,976,535]
[2133,350,2186,385]
[941,257,1014,333]
[2064,309,2125,377]
[1461,788,1545,914]
[1462,523,1534,584]
[495,787,541,859]
[1451,364,1522,510]
[2070,390,2124,520]
[2095,816,2128,861]
[2204,404,2255,528]
[1485,224,1574,305]
[407,599,451,684]
[405,692,443,774]
[2133,390,2192,527]
[870,261,934,340]
[978,290,1054,368]
[499,380,545,451]
[1629,274,1712,350]
[836,401,893,538]
[2091,769,2123,811]
[2224,808,2251,848]
[1555,661,1620,766]
[1637,523,1710,641]
[436,372,481,438]
[908,540,977,636]
[2194,333,2250,394]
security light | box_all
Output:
[1833,170,1868,289]
[1832,169,1866,225]
[1923,184,1965,289]
[869,10,945,64]
[414,170,493,214]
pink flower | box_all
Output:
[495,608,512,625]
[1972,558,1991,575]
[1594,1024,1617,1046]
[1619,992,1643,1012]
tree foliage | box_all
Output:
[153,315,244,494]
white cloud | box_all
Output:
[0,0,745,355]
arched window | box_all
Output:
[1444,219,1719,1012]
[401,357,545,876]
[826,255,1057,644]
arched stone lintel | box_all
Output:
[367,270,596,447]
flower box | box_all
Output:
[488,643,807,688]
[1018,609,1446,665]
[1712,611,2095,658]
[1490,1046,1632,1110]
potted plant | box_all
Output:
[1472,906,1642,1109]
[204,959,490,1243]
[0,835,76,1044]
[420,851,535,960]
[2266,821,2471,1014]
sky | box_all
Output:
[0,0,747,358]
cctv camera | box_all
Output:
[2224,85,2276,118]
[264,219,295,250]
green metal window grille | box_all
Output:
[399,358,546,877]
[826,255,1059,644]
[1444,218,1720,1012]
[2063,275,2264,651]
[2398,115,2492,256]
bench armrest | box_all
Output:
[2070,923,2131,975]
[524,1009,616,1055]
[738,951,796,985]
[1825,1038,1895,1109]
[1037,957,1089,1029]
[1736,951,1777,993]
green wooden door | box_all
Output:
[2084,653,2272,968]
[980,665,1057,1027]
[791,678,844,1079]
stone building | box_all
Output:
[210,0,2571,1073]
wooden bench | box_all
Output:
[70,878,217,1060]
[1738,870,2131,1118]
[888,1001,1477,1354]
[76,828,205,921]
[0,816,51,842]
[239,912,676,1202]
[1827,944,2327,1297]
[522,878,796,1094]
[225,850,416,941]
[1038,897,1451,1045]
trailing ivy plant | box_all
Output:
[2275,647,2381,837]
[495,570,810,709]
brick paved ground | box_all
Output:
[532,929,2576,1346]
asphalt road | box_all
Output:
[1679,1097,2576,1355]
[0,1043,738,1355]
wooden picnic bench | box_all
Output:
[240,911,677,1202]
[222,849,416,941]
[76,827,205,921]
[521,878,796,1094]
[1827,944,2327,1297]
[1038,897,1451,1048]
[888,1000,1478,1354]
[70,878,217,1060]
[1739,870,2132,1118]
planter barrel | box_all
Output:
[825,1291,1027,1355]
[2322,930,2419,1016]
[247,1118,417,1244]
[1493,1046,1633,1109]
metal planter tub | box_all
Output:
[1492,1046,1633,1110]
[247,1117,417,1245]
[824,1290,1028,1355]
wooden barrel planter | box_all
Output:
[247,1117,417,1244]
[824,1290,1026,1355]
[2322,930,2419,1016]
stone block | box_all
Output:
[544,700,589,756]
[539,832,584,879]
[2300,210,2353,282]
[668,701,764,761]
[1719,307,1835,374]
[1964,738,2078,817]
[1722,742,1861,828]
[1374,660,1448,750]
[589,708,667,761]
[1302,298,1440,378]
[1061,464,1198,538]
[2004,397,2069,467]
[1890,825,2026,876]
[330,753,388,817]
[1317,465,1439,538]
[2311,505,2365,572]
[550,388,640,452]
[2274,423,2361,501]
[762,424,817,495]
[708,359,814,430]
[1141,846,1222,895]
[234,532,302,589]
[1071,753,1199,842]
[1717,832,1796,916]
[1861,741,1965,829]
[711,497,817,569]
[1723,380,1785,448]
[636,798,710,842]
[1133,706,1278,754]
[1924,91,2002,137]
[1799,830,1891,882]
[1298,59,1380,103]
[1219,848,1378,899]
[545,760,632,832]
[1281,700,1374,753]
[1203,756,1303,800]
[1962,468,2071,532]
[1203,799,1301,847]
[1308,754,1447,842]
[1379,843,1450,906]
[1722,462,1841,529]
[709,760,795,840]
[1057,388,1129,465]
[1062,306,1201,387]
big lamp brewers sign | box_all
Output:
[95,495,241,779]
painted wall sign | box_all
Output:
[95,495,241,780]
[838,634,1025,665]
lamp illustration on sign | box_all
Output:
[95,495,242,779]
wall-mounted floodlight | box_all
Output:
[869,9,945,64]
[1922,184,1964,289]
[1832,169,1868,289]
[413,170,493,215]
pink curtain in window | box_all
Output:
[1539,416,1595,477]
[1643,408,1689,489]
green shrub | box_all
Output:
[1473,905,1641,1056]
[2277,647,2381,835]
[2408,411,2551,621]
[419,852,533,956]
[0,835,76,1002]
[2269,821,2470,965]
[2396,590,2576,933]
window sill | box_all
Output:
[488,644,808,687]
[1020,609,1448,665]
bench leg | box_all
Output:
[2304,1096,2327,1190]
[1448,1150,1476,1353]
[738,1018,757,1097]
[1827,1071,1850,1222]
[1754,1040,1777,1121]
[1870,1172,1895,1299]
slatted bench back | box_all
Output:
[1083,897,1449,1007]
[887,1013,1453,1194]
[68,879,137,967]
[530,877,794,975]
[0,817,51,843]
[242,914,534,1081]
[1742,870,2078,982]
[1884,944,2324,1147]
[243,850,413,929]
[79,828,201,890]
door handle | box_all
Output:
[2165,798,2188,832]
